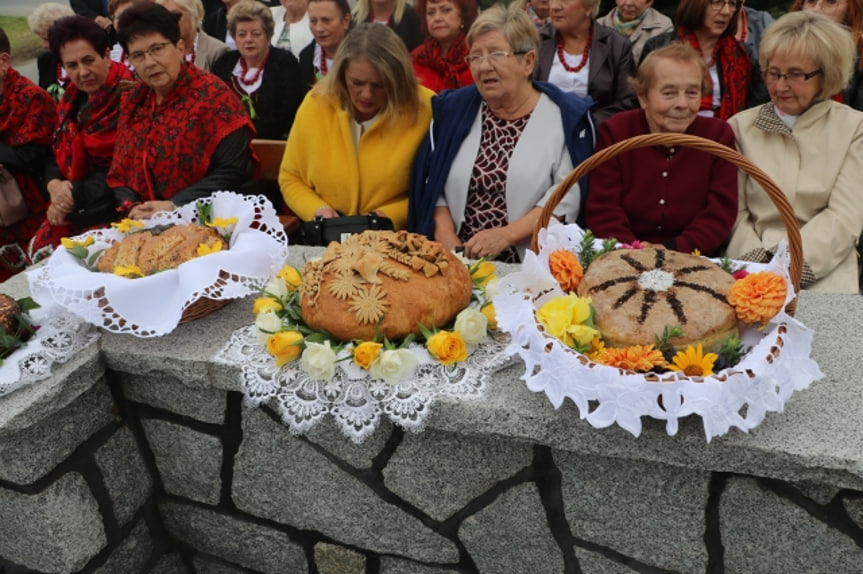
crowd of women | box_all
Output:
[2,0,861,293]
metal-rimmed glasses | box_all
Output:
[127,41,173,66]
[708,0,739,10]
[464,51,528,67]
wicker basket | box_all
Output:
[531,132,802,315]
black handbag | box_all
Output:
[295,214,394,246]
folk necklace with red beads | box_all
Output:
[237,52,269,90]
[557,25,592,73]
[319,46,328,76]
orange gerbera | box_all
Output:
[549,249,583,292]
[592,344,667,372]
[727,271,787,326]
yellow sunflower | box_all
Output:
[668,344,718,377]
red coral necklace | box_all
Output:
[557,26,592,73]
[238,53,269,88]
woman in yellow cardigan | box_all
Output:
[278,22,433,232]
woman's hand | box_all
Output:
[463,227,513,260]
[129,200,175,219]
[47,179,75,215]
[46,203,69,226]
[313,206,339,219]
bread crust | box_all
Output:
[96,225,225,275]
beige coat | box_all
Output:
[195,31,229,72]
[727,101,863,294]
[597,7,673,64]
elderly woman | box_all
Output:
[212,0,306,140]
[585,43,737,256]
[107,2,256,220]
[792,0,863,109]
[408,4,594,262]
[641,0,768,121]
[353,0,422,51]
[597,0,674,63]
[271,0,314,58]
[534,0,638,125]
[157,0,229,71]
[279,23,433,231]
[28,2,76,100]
[299,0,352,86]
[727,11,863,293]
[0,27,56,280]
[411,0,478,93]
[28,16,135,263]
[519,0,550,26]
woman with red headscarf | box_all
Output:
[411,0,477,93]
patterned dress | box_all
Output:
[458,102,531,263]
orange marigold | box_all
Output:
[592,345,667,372]
[727,271,787,326]
[549,249,583,292]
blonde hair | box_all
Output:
[629,42,707,98]
[352,0,408,27]
[318,22,420,125]
[227,0,276,38]
[27,3,75,36]
[156,0,205,31]
[467,3,539,54]
[759,11,856,98]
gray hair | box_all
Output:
[467,3,539,55]
[27,2,75,36]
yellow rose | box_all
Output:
[61,236,94,250]
[471,261,497,287]
[113,264,144,278]
[253,297,282,315]
[111,218,145,233]
[278,265,302,291]
[205,217,238,230]
[353,341,383,370]
[266,331,303,367]
[481,303,498,330]
[196,240,223,256]
[536,293,596,348]
[426,330,468,365]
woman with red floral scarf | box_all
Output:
[0,27,57,281]
[108,2,256,220]
[28,16,135,264]
[411,0,477,93]
[640,0,768,121]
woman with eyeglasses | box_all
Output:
[791,0,863,110]
[107,2,256,220]
[533,0,638,125]
[28,16,135,264]
[640,0,768,120]
[410,0,478,93]
[408,4,594,262]
[726,12,863,293]
[156,0,229,72]
[212,0,307,140]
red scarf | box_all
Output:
[54,61,133,182]
[678,29,750,121]
[106,62,255,201]
[411,33,470,92]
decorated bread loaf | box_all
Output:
[96,224,224,275]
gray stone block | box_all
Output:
[233,408,458,563]
[555,450,709,573]
[379,557,461,573]
[0,472,107,573]
[383,428,532,521]
[790,480,841,505]
[140,418,222,504]
[94,425,153,525]
[160,499,307,572]
[93,519,154,574]
[722,477,863,573]
[460,481,563,573]
[151,552,189,573]
[193,556,258,573]
[121,372,227,424]
[314,543,365,574]
[306,418,391,469]
[573,548,639,574]
[845,496,863,528]
[0,376,114,484]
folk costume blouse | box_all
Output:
[107,62,256,206]
[0,68,56,280]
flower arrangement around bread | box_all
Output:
[0,294,40,364]
[536,230,788,378]
[253,230,499,383]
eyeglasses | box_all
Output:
[708,0,739,10]
[464,51,528,66]
[763,68,823,85]
[127,41,173,65]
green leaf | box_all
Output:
[655,325,684,352]
[87,248,106,269]
[16,297,39,312]
[417,322,435,340]
[69,243,89,259]
[195,201,213,226]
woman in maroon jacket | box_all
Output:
[585,42,736,256]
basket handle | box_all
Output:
[531,132,802,316]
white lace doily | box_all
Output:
[27,192,288,337]
[215,326,511,443]
[0,304,100,397]
[494,224,824,441]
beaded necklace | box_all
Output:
[237,52,269,88]
[556,26,592,73]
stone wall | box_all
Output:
[1,253,862,573]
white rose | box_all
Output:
[484,276,500,299]
[301,341,337,380]
[454,307,488,344]
[264,276,288,300]
[369,348,417,384]
[255,310,283,346]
